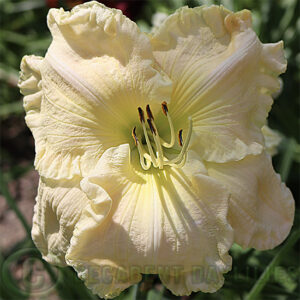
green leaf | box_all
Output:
[245,229,300,300]
[279,138,297,181]
[0,101,23,118]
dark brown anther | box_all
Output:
[132,127,138,146]
[178,129,183,146]
[146,104,154,120]
[138,107,145,123]
[161,101,168,116]
[147,118,156,135]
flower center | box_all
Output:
[132,102,193,170]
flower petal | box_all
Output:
[160,267,225,295]
[205,153,295,250]
[66,144,233,298]
[151,6,286,163]
[19,55,45,170]
[32,177,88,266]
[19,2,172,180]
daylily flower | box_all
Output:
[19,2,295,298]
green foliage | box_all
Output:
[0,0,299,299]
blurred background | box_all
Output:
[0,0,299,299]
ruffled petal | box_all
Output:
[66,144,233,298]
[32,177,89,266]
[19,55,45,169]
[19,1,172,180]
[160,267,225,295]
[205,153,295,250]
[151,6,286,163]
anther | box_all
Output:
[161,101,168,116]
[178,129,183,146]
[132,127,138,146]
[146,104,154,120]
[138,107,145,123]
[147,118,156,135]
[160,101,175,148]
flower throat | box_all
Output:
[132,102,192,170]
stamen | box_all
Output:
[146,103,175,149]
[169,152,187,168]
[132,127,151,170]
[146,104,167,168]
[147,118,156,135]
[169,117,193,165]
[161,101,168,116]
[146,104,154,120]
[138,107,145,123]
[134,105,193,170]
[147,118,164,169]
[138,108,158,168]
[160,101,175,148]
[178,129,183,147]
[132,126,138,146]
[176,153,187,168]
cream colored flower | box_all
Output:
[150,5,294,251]
[19,2,294,298]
